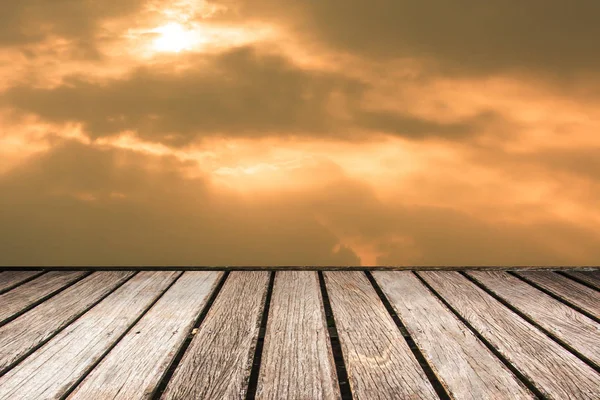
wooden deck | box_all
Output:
[0,269,598,399]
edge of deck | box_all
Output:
[1,266,599,272]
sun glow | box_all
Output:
[152,22,198,53]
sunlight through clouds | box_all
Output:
[152,22,200,53]
[2,0,600,265]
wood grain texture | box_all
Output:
[374,271,533,400]
[162,271,269,400]
[68,271,222,400]
[0,271,44,294]
[517,271,600,319]
[0,271,86,325]
[256,271,340,400]
[0,271,133,373]
[0,271,179,400]
[324,271,437,400]
[468,271,600,366]
[564,271,600,291]
[420,271,600,399]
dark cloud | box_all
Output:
[534,148,600,181]
[4,0,599,78]
[216,0,600,78]
[307,180,600,266]
[0,0,144,57]
[2,140,599,266]
[374,208,600,266]
[3,46,507,144]
[325,1,600,76]
[1,0,598,267]
[357,110,503,140]
[466,143,600,184]
[3,47,365,145]
[0,141,360,266]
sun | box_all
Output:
[152,22,196,53]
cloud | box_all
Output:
[533,148,600,181]
[217,0,600,78]
[0,141,361,266]
[2,0,599,267]
[306,179,600,266]
[2,47,364,144]
[357,110,502,140]
[2,140,599,266]
[3,45,510,145]
[0,0,145,57]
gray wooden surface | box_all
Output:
[0,271,133,373]
[0,271,44,294]
[0,271,179,400]
[374,271,533,400]
[324,271,437,400]
[162,271,270,400]
[1,269,598,399]
[256,271,340,400]
[468,271,600,366]
[0,271,86,325]
[564,271,600,290]
[68,271,222,400]
[517,271,600,319]
[420,271,600,399]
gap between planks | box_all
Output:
[419,271,600,399]
[0,271,135,376]
[465,271,600,372]
[0,271,46,295]
[254,271,341,400]
[0,271,89,327]
[0,271,181,400]
[68,271,223,399]
[161,271,270,400]
[323,271,438,400]
[372,271,533,400]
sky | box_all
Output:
[1,0,599,266]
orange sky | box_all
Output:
[1,0,600,266]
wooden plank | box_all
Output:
[420,271,600,399]
[0,271,133,373]
[374,271,533,400]
[0,271,86,325]
[162,271,269,400]
[517,271,600,319]
[0,271,179,400]
[68,271,222,399]
[256,271,340,400]
[0,271,44,294]
[324,271,437,400]
[468,271,600,367]
[563,271,600,290]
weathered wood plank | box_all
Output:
[420,271,600,399]
[468,271,600,367]
[0,271,180,400]
[563,271,600,291]
[0,271,86,325]
[162,271,270,400]
[256,271,340,400]
[0,271,133,373]
[324,271,437,400]
[68,271,222,400]
[374,271,533,400]
[0,271,44,294]
[517,271,600,319]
